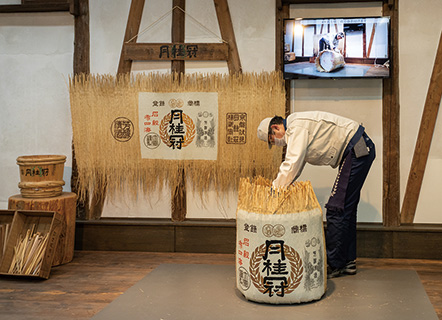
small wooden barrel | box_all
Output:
[17,155,66,198]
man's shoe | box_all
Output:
[327,261,357,279]
[327,265,343,279]
[343,260,357,275]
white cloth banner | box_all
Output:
[138,92,218,160]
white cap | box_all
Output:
[257,117,273,149]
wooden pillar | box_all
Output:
[276,0,290,115]
[171,0,187,222]
[72,0,91,219]
[73,0,90,74]
[172,0,185,74]
[382,0,400,227]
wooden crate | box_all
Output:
[0,210,15,225]
[0,210,15,265]
[8,192,77,266]
[0,210,62,279]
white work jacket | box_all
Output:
[273,111,360,188]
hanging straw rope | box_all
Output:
[126,5,227,44]
[69,72,286,202]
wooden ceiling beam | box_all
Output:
[0,3,70,13]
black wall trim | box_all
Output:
[75,219,442,260]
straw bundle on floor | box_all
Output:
[8,225,48,275]
[237,176,322,215]
[69,72,285,201]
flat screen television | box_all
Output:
[283,16,390,79]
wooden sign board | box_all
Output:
[123,43,229,61]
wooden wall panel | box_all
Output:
[175,226,236,253]
[75,223,175,252]
[356,229,394,258]
[75,219,442,260]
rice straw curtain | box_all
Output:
[69,72,285,201]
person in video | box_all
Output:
[319,32,345,53]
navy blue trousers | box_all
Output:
[326,133,376,269]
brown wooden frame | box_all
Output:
[276,0,400,227]
[0,0,72,13]
[115,0,242,221]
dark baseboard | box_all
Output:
[75,219,442,260]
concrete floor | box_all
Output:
[92,263,438,320]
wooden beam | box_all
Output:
[69,0,79,16]
[366,23,376,58]
[22,0,67,3]
[171,0,185,74]
[117,0,146,74]
[213,0,242,74]
[382,0,400,227]
[73,0,89,74]
[122,43,229,61]
[72,0,90,220]
[275,0,289,76]
[171,0,187,222]
[401,32,442,224]
[0,3,70,13]
[362,24,367,58]
[276,0,290,165]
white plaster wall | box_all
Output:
[0,12,74,209]
[1,0,441,223]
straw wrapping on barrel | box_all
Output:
[236,176,326,304]
[237,176,321,215]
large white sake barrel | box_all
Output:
[315,50,345,72]
[236,177,326,304]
